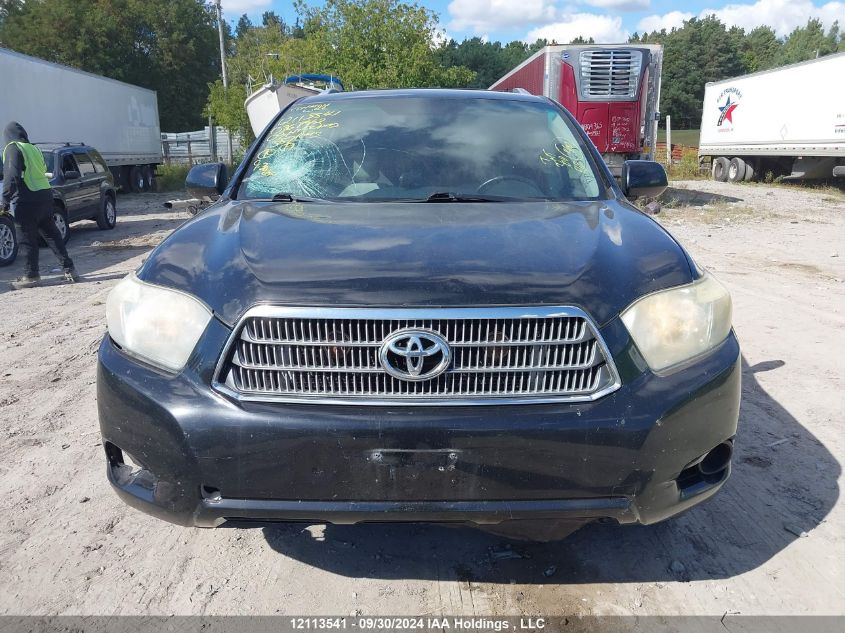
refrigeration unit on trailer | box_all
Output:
[491,44,663,177]
[0,47,161,192]
[699,51,845,182]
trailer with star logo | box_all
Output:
[698,51,845,182]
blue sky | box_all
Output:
[221,0,844,43]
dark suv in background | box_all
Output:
[0,142,117,266]
[40,143,118,242]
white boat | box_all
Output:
[244,74,344,136]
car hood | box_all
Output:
[139,199,694,327]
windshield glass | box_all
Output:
[238,95,603,201]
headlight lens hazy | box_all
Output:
[106,274,212,372]
[621,272,732,372]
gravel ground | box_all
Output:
[0,182,843,617]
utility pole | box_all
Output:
[215,0,233,164]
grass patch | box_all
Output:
[657,147,707,180]
[155,164,190,192]
[656,128,700,146]
[154,162,241,193]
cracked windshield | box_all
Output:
[239,96,601,201]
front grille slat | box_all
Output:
[218,310,619,405]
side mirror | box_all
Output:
[621,160,667,200]
[186,162,228,199]
[63,170,80,180]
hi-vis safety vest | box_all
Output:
[2,141,51,192]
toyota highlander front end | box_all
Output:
[97,89,740,534]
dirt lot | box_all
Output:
[0,182,843,618]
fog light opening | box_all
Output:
[104,441,123,467]
[201,485,222,503]
[122,451,144,475]
[699,441,733,476]
[105,441,154,489]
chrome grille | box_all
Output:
[215,307,620,405]
[579,49,642,98]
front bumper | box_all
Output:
[97,316,741,528]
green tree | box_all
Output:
[0,0,219,131]
[644,16,745,127]
[292,0,474,89]
[0,0,24,23]
[739,26,782,72]
[235,14,254,40]
[261,10,289,36]
[205,80,252,143]
[433,37,547,88]
[778,19,840,64]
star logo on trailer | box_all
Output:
[717,96,739,126]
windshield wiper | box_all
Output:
[269,192,323,202]
[420,191,503,203]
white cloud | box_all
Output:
[701,0,845,37]
[221,0,272,15]
[582,0,650,10]
[636,11,694,33]
[448,0,558,33]
[526,13,628,43]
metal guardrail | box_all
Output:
[160,127,243,164]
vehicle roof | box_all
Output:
[298,88,548,104]
[34,143,95,152]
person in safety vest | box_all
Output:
[1,121,79,289]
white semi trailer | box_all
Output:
[0,47,161,192]
[699,51,845,182]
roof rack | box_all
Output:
[510,88,531,95]
[33,141,86,147]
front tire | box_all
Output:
[96,194,117,230]
[0,215,18,266]
[728,157,747,182]
[53,205,70,245]
[712,157,729,182]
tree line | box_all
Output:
[631,16,844,128]
[0,0,220,131]
[1,0,842,136]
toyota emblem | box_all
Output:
[379,329,451,381]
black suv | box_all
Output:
[98,90,740,536]
[0,143,117,266]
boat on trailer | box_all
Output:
[245,74,345,135]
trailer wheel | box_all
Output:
[728,157,747,182]
[129,166,146,193]
[743,160,756,181]
[712,157,729,182]
[142,165,155,191]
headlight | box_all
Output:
[106,274,212,372]
[621,272,732,372]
